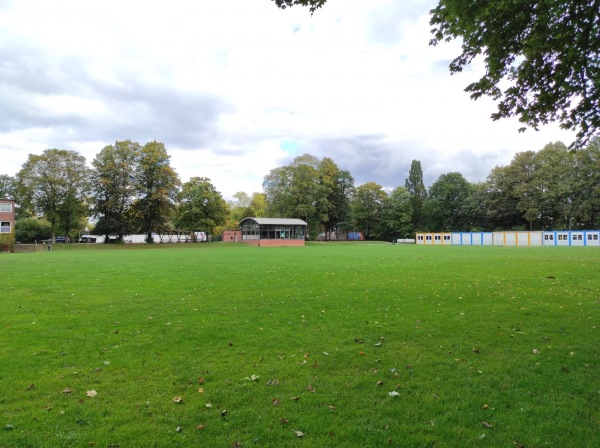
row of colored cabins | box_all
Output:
[416,230,600,247]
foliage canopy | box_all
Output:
[429,0,600,148]
[273,0,600,147]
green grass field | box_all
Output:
[1,242,598,447]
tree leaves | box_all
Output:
[273,0,326,15]
[430,0,600,148]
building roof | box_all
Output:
[239,217,308,226]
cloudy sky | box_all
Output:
[1,0,575,198]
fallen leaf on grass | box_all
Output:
[280,417,289,424]
[294,430,305,438]
[245,374,260,382]
[62,387,72,394]
[172,396,183,403]
[205,403,213,409]
[198,388,204,393]
[306,385,316,393]
[358,351,366,356]
[272,398,281,406]
[27,384,35,390]
[86,390,98,398]
[388,391,400,397]
[481,421,493,428]
[198,377,205,384]
[196,424,206,430]
[291,396,300,401]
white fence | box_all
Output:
[79,232,208,244]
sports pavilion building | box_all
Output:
[239,217,307,247]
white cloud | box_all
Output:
[0,0,576,198]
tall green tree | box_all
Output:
[533,142,574,229]
[382,186,413,240]
[17,149,90,242]
[462,181,490,231]
[0,174,16,199]
[91,141,140,242]
[572,137,600,228]
[176,177,228,236]
[263,154,324,238]
[426,172,475,232]
[429,0,599,148]
[404,160,428,231]
[249,192,268,218]
[131,141,181,242]
[318,157,354,240]
[228,191,253,224]
[483,165,527,230]
[508,151,542,230]
[228,191,268,224]
[352,182,388,240]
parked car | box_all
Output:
[55,236,68,243]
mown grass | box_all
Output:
[1,242,598,447]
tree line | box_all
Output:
[261,139,600,240]
[1,141,228,244]
[0,138,599,243]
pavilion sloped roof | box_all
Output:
[239,217,307,226]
